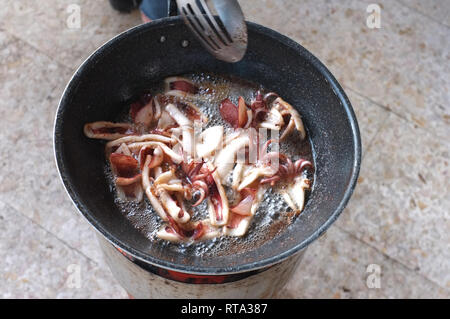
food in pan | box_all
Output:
[84,75,314,243]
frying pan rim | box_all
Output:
[54,16,362,275]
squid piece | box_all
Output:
[235,136,312,190]
[237,96,249,128]
[157,218,221,242]
[109,150,143,202]
[195,125,224,159]
[191,180,207,206]
[165,103,192,127]
[153,172,186,195]
[273,97,306,141]
[281,177,311,213]
[250,91,266,110]
[223,186,267,237]
[158,183,185,193]
[114,142,132,156]
[154,169,176,185]
[164,76,199,100]
[231,163,245,190]
[138,145,164,170]
[223,129,244,146]
[154,170,190,224]
[192,220,222,240]
[237,165,278,191]
[84,121,135,140]
[219,96,253,129]
[206,163,230,227]
[156,199,188,225]
[152,95,162,121]
[240,152,312,189]
[126,141,183,164]
[220,95,270,129]
[229,188,256,216]
[142,156,168,221]
[105,133,174,156]
[142,160,191,224]
[219,98,239,128]
[161,84,207,124]
[214,134,249,179]
[165,76,199,94]
[165,103,196,159]
[259,107,284,131]
[178,160,212,206]
[130,94,153,127]
[156,110,177,131]
[176,100,208,124]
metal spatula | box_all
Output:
[176,0,248,63]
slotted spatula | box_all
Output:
[175,0,248,62]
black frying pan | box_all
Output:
[54,16,361,275]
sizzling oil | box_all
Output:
[107,73,314,257]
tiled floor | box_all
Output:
[0,0,448,298]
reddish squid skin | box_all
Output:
[230,195,253,216]
[227,213,246,229]
[139,147,154,170]
[220,94,269,129]
[170,80,198,94]
[237,96,248,127]
[208,182,223,222]
[220,98,239,128]
[109,153,139,178]
[177,101,202,121]
[164,213,206,241]
[92,126,133,135]
[130,93,152,120]
[250,91,265,110]
[230,187,258,216]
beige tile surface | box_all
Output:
[0,0,141,70]
[336,113,450,289]
[345,89,391,156]
[240,0,450,139]
[0,31,69,141]
[281,227,449,299]
[399,0,450,26]
[0,201,127,298]
[0,136,104,265]
[0,30,103,264]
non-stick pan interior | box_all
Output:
[54,17,361,274]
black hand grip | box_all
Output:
[168,0,178,17]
